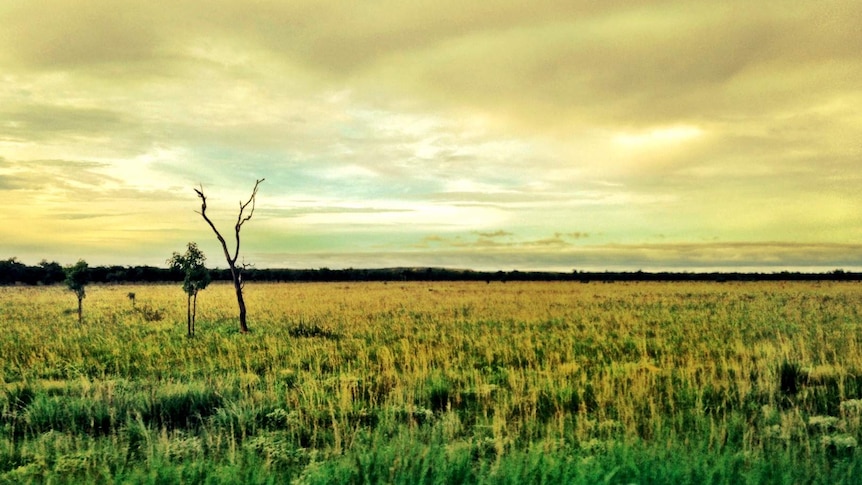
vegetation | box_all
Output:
[167,243,211,337]
[1,281,862,483]
[63,260,90,325]
[3,257,862,287]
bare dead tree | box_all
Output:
[194,179,264,333]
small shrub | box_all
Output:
[136,304,165,322]
[145,383,223,430]
[426,375,451,413]
[821,434,858,458]
[780,361,805,395]
[289,320,340,340]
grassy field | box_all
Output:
[1,281,862,483]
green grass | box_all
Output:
[1,281,862,483]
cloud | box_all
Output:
[411,230,593,252]
[1,1,860,270]
[0,104,135,142]
[0,158,199,264]
[0,159,116,191]
[475,230,514,239]
[343,2,857,130]
[574,242,862,271]
[252,241,862,273]
[0,2,163,69]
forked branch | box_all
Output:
[195,178,264,266]
[234,179,264,262]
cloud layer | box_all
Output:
[2,1,861,270]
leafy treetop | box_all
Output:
[64,259,89,299]
[168,242,211,296]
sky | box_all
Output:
[1,1,861,272]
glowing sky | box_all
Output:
[2,1,861,271]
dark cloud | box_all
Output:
[0,159,115,190]
[0,174,29,190]
[261,205,413,220]
[0,104,140,144]
[0,159,188,206]
[475,230,513,238]
[1,1,164,69]
[51,212,124,220]
[414,231,595,252]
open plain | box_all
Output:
[2,281,861,483]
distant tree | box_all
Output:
[64,260,89,324]
[168,242,211,337]
[194,179,264,333]
[0,257,26,284]
[39,260,65,285]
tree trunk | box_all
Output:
[187,293,193,337]
[77,296,83,325]
[234,276,249,333]
[226,264,249,333]
[192,291,198,336]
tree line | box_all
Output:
[2,258,860,286]
[0,258,177,285]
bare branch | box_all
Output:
[236,178,264,227]
[195,184,234,265]
[239,259,254,290]
[232,178,265,263]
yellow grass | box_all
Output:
[1,281,861,482]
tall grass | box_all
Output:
[1,281,861,483]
